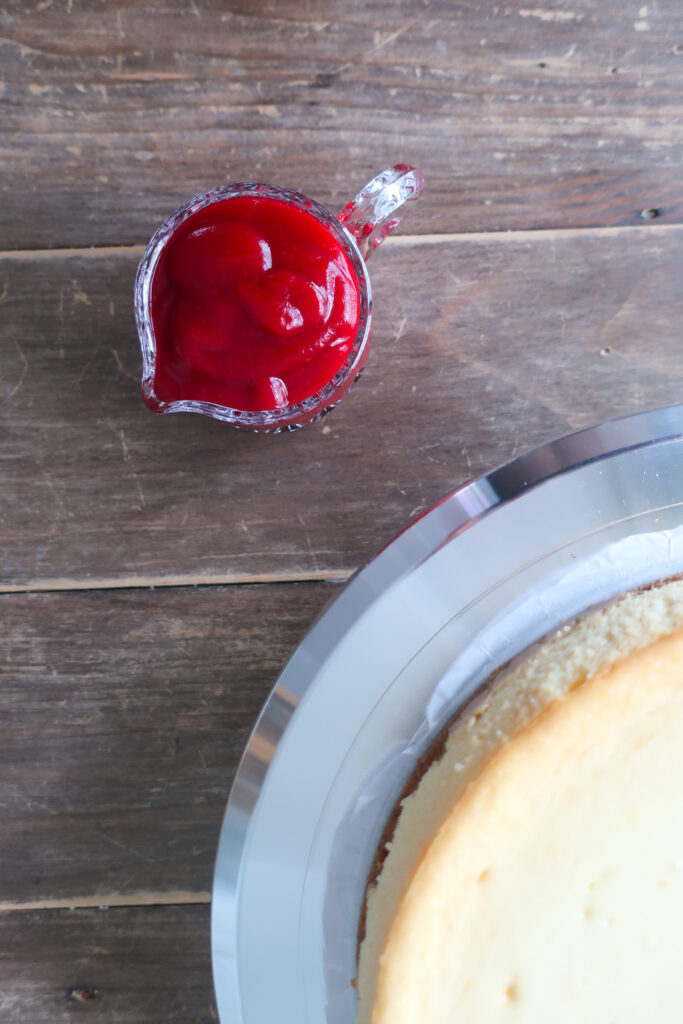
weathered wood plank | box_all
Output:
[0,905,215,1023]
[3,0,683,247]
[2,226,683,587]
[0,582,335,904]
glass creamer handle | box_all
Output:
[338,165,424,259]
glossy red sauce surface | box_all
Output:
[149,196,361,412]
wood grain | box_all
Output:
[0,905,216,1023]
[2,226,683,588]
[3,0,683,248]
[0,582,335,905]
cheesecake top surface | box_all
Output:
[370,624,683,1022]
[358,580,683,1023]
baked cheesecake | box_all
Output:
[356,579,683,1023]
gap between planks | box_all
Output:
[0,568,352,595]
[0,891,211,915]
[0,220,680,261]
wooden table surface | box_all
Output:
[2,0,683,1019]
